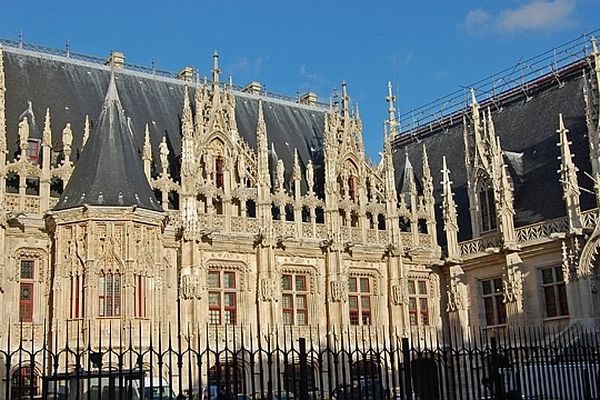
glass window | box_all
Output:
[348,277,372,326]
[481,278,506,326]
[408,279,429,327]
[98,272,121,317]
[541,266,569,318]
[281,273,309,325]
[208,270,237,325]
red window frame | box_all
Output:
[281,274,309,325]
[208,270,237,325]
[27,139,40,164]
[70,274,84,319]
[19,260,35,322]
[215,158,225,189]
[348,277,371,326]
[408,279,429,326]
[98,272,121,317]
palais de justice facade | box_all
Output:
[0,37,599,354]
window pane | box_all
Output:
[282,294,293,309]
[224,272,235,289]
[209,310,220,325]
[408,280,416,295]
[417,280,427,295]
[283,311,293,325]
[282,275,292,291]
[208,272,219,288]
[296,276,306,291]
[496,297,507,325]
[349,311,359,325]
[20,284,32,301]
[542,268,554,284]
[482,280,491,295]
[224,293,236,307]
[555,267,564,282]
[361,296,371,310]
[224,310,236,325]
[409,298,417,312]
[419,298,428,311]
[209,292,220,306]
[360,278,370,293]
[493,278,503,293]
[544,286,557,318]
[348,278,357,293]
[98,277,105,295]
[409,314,417,326]
[361,312,371,325]
[296,295,306,309]
[20,261,34,279]
[297,311,307,326]
[484,297,494,326]
[557,284,569,316]
[349,296,358,309]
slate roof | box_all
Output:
[2,47,326,199]
[54,73,161,211]
[393,63,596,243]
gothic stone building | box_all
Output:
[0,36,599,390]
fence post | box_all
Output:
[401,337,412,400]
[298,338,308,400]
[298,337,309,400]
[490,337,504,400]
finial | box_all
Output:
[592,36,599,55]
[470,88,477,106]
[43,108,52,147]
[341,81,349,116]
[212,50,220,84]
[386,81,397,127]
[143,123,152,162]
[558,113,566,132]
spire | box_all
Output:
[256,100,270,190]
[62,123,73,164]
[441,156,460,259]
[42,108,52,147]
[386,81,398,137]
[557,113,582,232]
[55,73,161,211]
[292,149,301,182]
[212,50,220,85]
[341,81,350,120]
[422,145,433,199]
[143,124,152,180]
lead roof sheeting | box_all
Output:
[3,50,326,194]
[394,70,596,243]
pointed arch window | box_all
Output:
[478,180,497,232]
[348,175,356,201]
[98,271,121,317]
[215,157,225,189]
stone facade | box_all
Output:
[0,37,599,364]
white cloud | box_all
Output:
[464,8,491,32]
[463,0,576,34]
[498,0,575,31]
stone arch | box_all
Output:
[10,363,42,399]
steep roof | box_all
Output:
[2,47,325,194]
[393,64,596,242]
[54,73,161,211]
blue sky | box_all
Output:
[1,0,599,160]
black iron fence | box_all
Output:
[2,322,599,400]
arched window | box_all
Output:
[215,157,225,189]
[11,366,39,399]
[348,175,356,201]
[98,271,121,317]
[478,180,497,232]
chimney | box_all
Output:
[177,67,194,82]
[299,92,318,106]
[105,51,125,69]
[242,81,261,95]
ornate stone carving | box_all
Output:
[180,274,202,300]
[329,280,347,303]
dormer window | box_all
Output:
[478,182,497,232]
[27,139,40,164]
[215,157,224,189]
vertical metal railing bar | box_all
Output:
[249,324,257,399]
[274,326,282,400]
